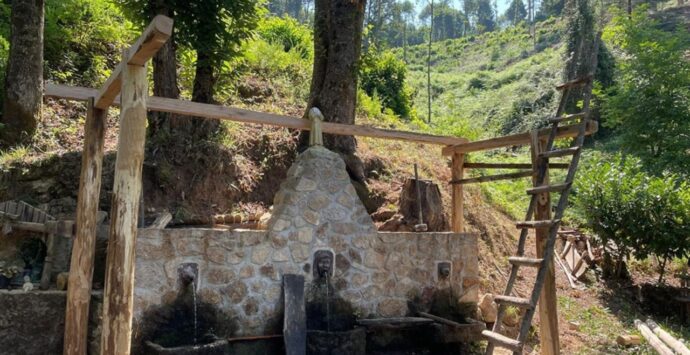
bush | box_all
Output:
[257,16,313,60]
[359,50,414,119]
[43,0,134,86]
[573,153,690,282]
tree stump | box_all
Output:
[397,178,448,232]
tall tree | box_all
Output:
[475,0,496,32]
[306,0,366,179]
[562,0,594,110]
[1,0,44,146]
[505,0,527,25]
[120,0,262,141]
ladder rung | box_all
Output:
[556,74,593,91]
[526,183,571,195]
[482,330,523,352]
[516,219,560,229]
[547,112,586,124]
[509,256,543,267]
[540,147,580,159]
[495,295,533,308]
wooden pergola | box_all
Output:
[46,15,598,355]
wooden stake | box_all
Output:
[451,152,465,232]
[100,51,147,355]
[64,98,107,355]
[531,132,560,355]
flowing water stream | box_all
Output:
[191,282,198,345]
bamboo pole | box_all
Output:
[64,98,107,355]
[451,153,465,232]
[531,132,559,355]
[635,319,674,355]
[100,50,147,355]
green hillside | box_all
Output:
[398,18,567,138]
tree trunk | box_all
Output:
[148,0,183,138]
[304,0,366,180]
[1,0,44,147]
[188,50,221,140]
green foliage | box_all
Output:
[44,0,134,86]
[257,16,313,59]
[602,7,690,176]
[574,153,690,282]
[360,49,414,119]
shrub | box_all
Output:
[573,153,690,282]
[359,49,414,119]
[257,16,313,60]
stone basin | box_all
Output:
[145,339,228,355]
[307,327,366,355]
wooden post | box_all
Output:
[530,131,559,355]
[64,98,107,355]
[100,50,148,355]
[451,152,465,232]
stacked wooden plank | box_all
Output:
[558,228,596,280]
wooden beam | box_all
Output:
[45,83,468,146]
[463,162,569,169]
[531,132,560,355]
[441,121,598,156]
[451,153,465,232]
[94,15,172,109]
[100,51,148,355]
[450,170,533,184]
[64,98,107,355]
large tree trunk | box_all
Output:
[305,0,366,180]
[1,0,44,147]
[147,0,182,138]
[189,51,221,139]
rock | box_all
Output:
[502,308,520,327]
[56,272,69,291]
[478,293,497,323]
[371,209,396,222]
[251,245,271,264]
[257,210,272,230]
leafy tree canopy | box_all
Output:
[602,7,690,176]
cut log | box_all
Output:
[148,212,172,229]
[616,335,641,346]
[399,178,448,232]
[283,274,306,355]
[635,319,674,355]
[646,319,690,355]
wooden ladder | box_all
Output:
[483,44,600,355]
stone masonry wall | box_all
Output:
[133,146,478,336]
[134,229,478,336]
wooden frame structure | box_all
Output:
[45,15,600,355]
